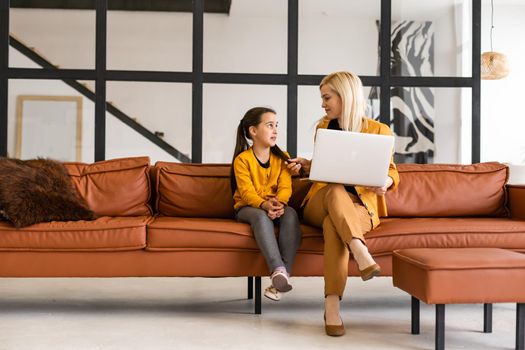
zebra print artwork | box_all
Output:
[369,20,435,164]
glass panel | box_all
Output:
[204,0,287,73]
[298,0,380,76]
[106,82,191,163]
[107,11,192,71]
[8,79,95,163]
[297,85,379,159]
[391,0,472,77]
[203,84,287,163]
[9,6,96,69]
[391,87,472,164]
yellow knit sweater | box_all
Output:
[233,148,292,210]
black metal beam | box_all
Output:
[298,75,383,87]
[10,0,232,13]
[390,76,474,88]
[95,0,107,161]
[192,0,203,163]
[472,0,481,163]
[106,70,192,83]
[0,0,9,156]
[287,0,298,157]
[204,73,287,85]
[7,68,96,80]
[379,0,391,126]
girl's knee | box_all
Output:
[282,206,299,222]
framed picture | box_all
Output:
[15,95,83,161]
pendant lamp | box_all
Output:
[481,0,509,80]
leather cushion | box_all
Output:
[155,162,235,218]
[366,217,525,255]
[385,162,509,217]
[147,216,322,251]
[393,248,525,303]
[65,157,152,216]
[155,162,310,218]
[0,216,150,251]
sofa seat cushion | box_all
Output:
[366,217,525,255]
[147,217,324,251]
[0,216,151,251]
[147,217,258,250]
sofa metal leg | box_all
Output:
[254,276,261,314]
[247,277,253,300]
[484,303,493,333]
[517,303,524,350]
[411,296,420,335]
[435,304,445,350]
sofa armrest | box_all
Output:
[508,185,525,219]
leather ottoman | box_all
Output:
[393,248,525,350]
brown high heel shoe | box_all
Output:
[324,313,346,337]
[360,263,381,281]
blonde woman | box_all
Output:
[287,71,399,336]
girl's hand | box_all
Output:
[261,197,284,212]
[286,157,311,177]
[262,197,285,219]
[364,177,394,196]
[268,208,284,220]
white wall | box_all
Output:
[480,2,525,164]
[8,0,472,164]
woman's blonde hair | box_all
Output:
[320,71,368,132]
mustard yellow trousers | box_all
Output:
[303,184,372,297]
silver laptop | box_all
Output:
[308,128,395,187]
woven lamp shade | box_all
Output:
[481,51,509,80]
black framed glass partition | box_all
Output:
[0,0,481,164]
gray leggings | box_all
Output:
[236,206,301,274]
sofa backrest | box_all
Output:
[154,161,311,218]
[64,156,153,216]
[155,162,235,218]
[385,162,509,217]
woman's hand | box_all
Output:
[286,157,311,177]
[364,177,394,196]
[261,197,285,219]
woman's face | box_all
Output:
[249,112,278,148]
[320,84,342,120]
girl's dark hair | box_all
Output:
[230,107,289,194]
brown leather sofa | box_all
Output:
[1,156,524,313]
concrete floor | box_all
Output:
[0,276,518,349]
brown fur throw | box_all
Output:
[0,157,95,228]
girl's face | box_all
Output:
[249,112,278,148]
[320,84,342,120]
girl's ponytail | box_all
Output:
[270,145,289,163]
[230,120,250,194]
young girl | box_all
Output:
[231,107,301,301]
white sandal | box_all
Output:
[264,285,281,301]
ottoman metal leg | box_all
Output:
[436,304,445,350]
[484,303,493,333]
[517,303,525,350]
[411,296,420,335]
